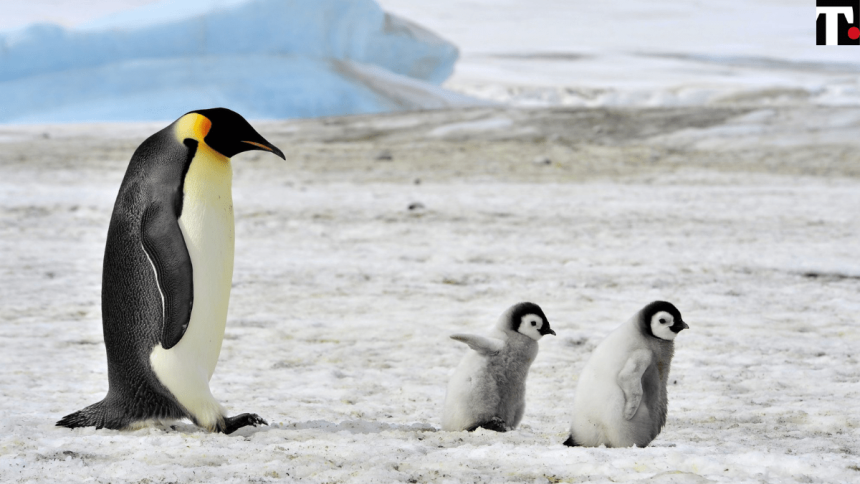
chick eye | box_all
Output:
[659,318,667,324]
[531,321,537,326]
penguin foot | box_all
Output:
[467,417,507,433]
[222,413,268,434]
[563,435,580,447]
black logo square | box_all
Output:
[817,0,860,45]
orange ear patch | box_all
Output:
[195,115,212,139]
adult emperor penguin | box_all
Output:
[442,302,555,432]
[563,301,688,448]
[57,108,284,434]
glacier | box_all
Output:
[0,0,467,123]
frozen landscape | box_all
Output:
[2,105,859,483]
[1,0,860,483]
[4,0,860,124]
[378,0,860,108]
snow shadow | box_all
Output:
[278,419,436,434]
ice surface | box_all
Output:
[378,0,860,107]
[0,0,463,123]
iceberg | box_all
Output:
[0,0,468,123]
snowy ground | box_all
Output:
[1,106,859,483]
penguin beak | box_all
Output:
[241,140,286,160]
[540,326,556,336]
[671,320,689,333]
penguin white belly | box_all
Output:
[571,336,634,447]
[572,332,655,447]
[594,384,650,447]
[150,147,234,429]
[571,366,617,446]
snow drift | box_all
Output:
[0,0,468,123]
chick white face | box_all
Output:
[517,313,555,341]
[650,311,683,341]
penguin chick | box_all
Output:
[442,302,555,432]
[564,301,688,448]
[57,108,284,434]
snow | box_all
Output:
[1,105,859,482]
[0,0,463,123]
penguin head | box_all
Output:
[641,301,688,341]
[176,107,285,160]
[504,302,555,341]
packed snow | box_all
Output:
[0,0,464,123]
[1,105,859,483]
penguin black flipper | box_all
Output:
[141,201,193,350]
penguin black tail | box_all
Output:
[56,410,94,429]
[563,435,580,447]
[56,400,118,430]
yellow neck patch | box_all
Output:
[173,112,229,162]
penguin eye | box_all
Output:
[531,321,537,326]
[659,318,667,324]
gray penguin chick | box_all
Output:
[442,302,555,432]
[564,301,688,448]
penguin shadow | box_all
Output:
[267,419,437,435]
[153,419,438,437]
[144,421,270,437]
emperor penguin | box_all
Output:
[57,108,285,434]
[442,302,555,432]
[563,301,688,448]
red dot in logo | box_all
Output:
[850,27,860,40]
